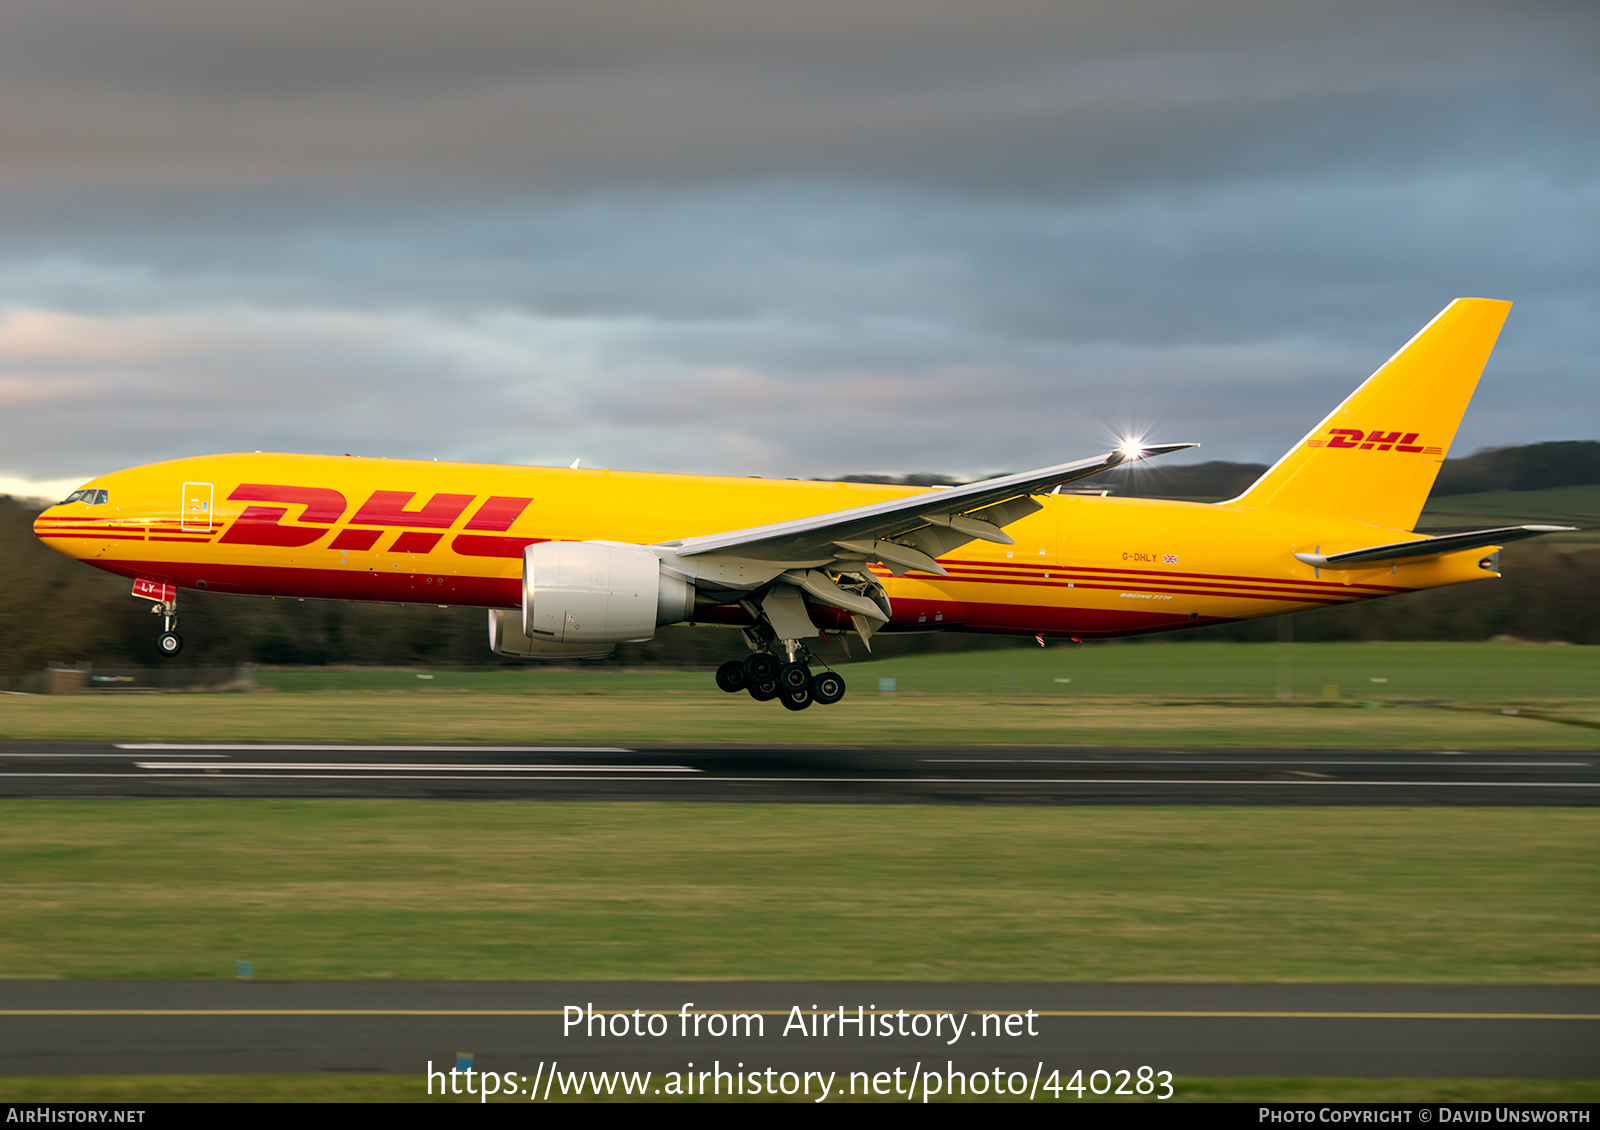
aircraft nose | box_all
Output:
[31,481,105,554]
[32,501,78,556]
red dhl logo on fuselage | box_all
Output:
[217,484,540,557]
[1304,429,1443,454]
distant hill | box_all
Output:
[1079,460,1268,501]
[830,462,1271,498]
[1430,441,1600,496]
[834,440,1600,502]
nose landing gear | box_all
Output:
[132,579,184,660]
[157,626,183,657]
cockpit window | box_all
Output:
[60,489,109,505]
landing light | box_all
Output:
[1118,440,1145,460]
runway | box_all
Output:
[0,740,1595,804]
[2,981,1594,1081]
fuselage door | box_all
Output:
[181,482,215,532]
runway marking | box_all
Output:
[116,744,632,753]
[130,762,699,773]
[920,759,1591,767]
[4,774,1597,787]
[694,777,1600,787]
[3,1009,1595,1020]
[133,772,695,780]
[0,753,228,759]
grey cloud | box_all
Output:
[0,0,1594,486]
[0,1,1591,197]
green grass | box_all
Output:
[6,642,1599,748]
[0,802,1593,983]
[1421,483,1600,542]
[1,1075,1596,1103]
[240,640,1600,699]
[790,640,1600,699]
[9,691,1598,748]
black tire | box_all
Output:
[779,688,813,711]
[744,653,778,683]
[777,661,811,692]
[747,680,779,702]
[715,660,748,693]
[811,671,846,705]
[157,632,183,658]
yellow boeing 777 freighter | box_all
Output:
[33,298,1571,708]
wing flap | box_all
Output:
[666,443,1194,563]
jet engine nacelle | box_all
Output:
[488,609,615,660]
[523,541,695,645]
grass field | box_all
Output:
[1,802,1593,983]
[5,642,1599,747]
[8,690,1600,747]
[5,642,1594,1100]
[1420,483,1600,544]
[244,639,1600,697]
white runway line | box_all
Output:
[131,762,698,773]
[695,777,1600,787]
[920,758,1590,767]
[9,772,1587,789]
[2,773,689,781]
[0,752,228,758]
[116,743,632,753]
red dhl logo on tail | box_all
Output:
[216,484,541,557]
[1305,430,1443,454]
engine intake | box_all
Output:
[523,541,695,645]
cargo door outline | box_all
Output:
[181,482,215,532]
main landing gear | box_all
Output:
[714,643,848,711]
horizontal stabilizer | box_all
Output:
[1294,525,1575,570]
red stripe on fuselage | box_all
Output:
[91,558,521,607]
[939,558,1406,595]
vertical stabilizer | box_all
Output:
[1228,298,1512,531]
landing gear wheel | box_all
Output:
[744,653,778,683]
[777,662,811,692]
[715,660,748,693]
[747,680,779,702]
[779,687,814,711]
[811,671,846,705]
[157,631,183,658]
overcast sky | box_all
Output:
[1,0,1596,498]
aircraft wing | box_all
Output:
[1294,525,1576,570]
[663,443,1196,568]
